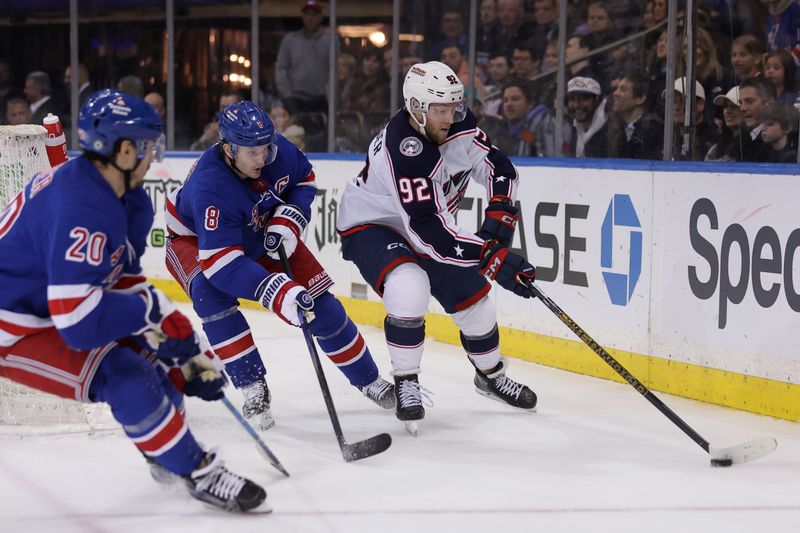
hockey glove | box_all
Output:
[264,204,308,260]
[479,242,537,298]
[257,272,314,326]
[168,351,228,402]
[140,286,202,365]
[478,195,519,248]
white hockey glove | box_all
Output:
[264,204,308,260]
[257,272,314,326]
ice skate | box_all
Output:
[360,376,396,409]
[474,358,537,411]
[242,378,275,430]
[184,448,270,513]
[394,374,426,436]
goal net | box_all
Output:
[0,124,116,433]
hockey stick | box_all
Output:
[277,245,392,462]
[220,395,290,477]
[524,281,777,467]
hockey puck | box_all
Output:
[710,457,733,467]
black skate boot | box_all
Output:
[184,448,269,513]
[242,378,275,430]
[394,374,425,436]
[474,358,537,410]
[360,376,396,409]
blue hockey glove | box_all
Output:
[168,351,228,401]
[264,204,308,260]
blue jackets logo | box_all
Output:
[600,194,642,306]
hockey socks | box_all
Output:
[384,315,425,375]
[90,347,204,475]
[201,307,264,389]
[460,324,501,372]
[309,293,379,388]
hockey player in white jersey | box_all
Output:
[337,61,538,433]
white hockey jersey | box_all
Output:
[337,108,518,267]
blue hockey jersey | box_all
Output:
[166,136,317,300]
[0,156,155,350]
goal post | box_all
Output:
[0,123,115,432]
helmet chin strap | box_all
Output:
[222,143,251,179]
[409,102,429,139]
[110,156,142,193]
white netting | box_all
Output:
[0,124,117,433]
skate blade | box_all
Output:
[403,421,419,437]
[474,387,537,413]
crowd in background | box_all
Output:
[2,0,800,162]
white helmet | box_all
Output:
[403,61,466,131]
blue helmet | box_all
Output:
[219,101,278,165]
[78,89,164,161]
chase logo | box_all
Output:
[600,194,642,306]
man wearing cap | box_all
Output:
[567,75,609,158]
[738,77,777,162]
[275,0,333,114]
[611,71,662,159]
[666,76,717,160]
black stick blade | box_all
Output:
[342,433,392,462]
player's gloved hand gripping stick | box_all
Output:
[141,286,289,476]
[277,244,392,462]
[521,279,777,467]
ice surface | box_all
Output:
[1,305,798,532]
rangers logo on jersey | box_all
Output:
[400,136,422,157]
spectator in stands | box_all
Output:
[645,29,668,108]
[532,0,560,45]
[731,34,765,81]
[653,0,667,23]
[276,0,332,113]
[762,0,800,53]
[583,2,617,77]
[706,86,744,162]
[345,48,390,113]
[738,77,777,161]
[0,60,25,126]
[116,75,144,98]
[485,53,512,116]
[488,0,532,59]
[668,77,717,160]
[511,43,540,81]
[440,45,488,102]
[566,35,602,87]
[144,92,165,120]
[694,28,735,114]
[270,102,306,151]
[337,53,357,110]
[476,0,499,82]
[24,71,58,125]
[501,77,559,156]
[611,72,663,159]
[760,101,798,162]
[567,76,609,158]
[538,39,560,110]
[5,96,32,126]
[764,50,797,104]
[643,1,656,27]
[428,9,469,62]
[64,63,93,107]
[190,89,243,151]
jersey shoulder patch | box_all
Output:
[385,111,441,178]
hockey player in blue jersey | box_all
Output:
[165,100,395,431]
[0,89,267,512]
[336,61,538,434]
